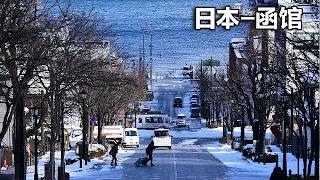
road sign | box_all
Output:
[90,116,97,122]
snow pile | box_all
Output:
[26,146,135,180]
[205,142,316,180]
[179,139,197,145]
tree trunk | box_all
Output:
[49,90,56,180]
[14,97,26,180]
[256,122,266,156]
[303,116,308,178]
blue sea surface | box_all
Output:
[69,0,250,75]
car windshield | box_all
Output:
[154,130,169,137]
[174,98,182,102]
[125,130,137,136]
[191,104,200,108]
[191,95,199,98]
[191,108,200,113]
[73,130,82,137]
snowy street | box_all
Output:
[23,74,316,180]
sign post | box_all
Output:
[90,116,96,149]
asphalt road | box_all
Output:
[144,77,200,121]
[122,137,227,180]
[122,76,227,179]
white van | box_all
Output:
[123,128,139,147]
[151,128,172,149]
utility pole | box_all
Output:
[142,29,146,79]
[98,112,102,144]
[283,102,287,174]
[149,24,153,88]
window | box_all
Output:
[158,117,163,123]
[73,130,82,137]
[125,130,137,136]
[146,117,151,123]
[154,131,169,137]
[138,118,142,123]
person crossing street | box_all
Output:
[146,140,155,166]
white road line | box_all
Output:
[172,148,178,180]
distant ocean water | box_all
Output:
[69,0,250,75]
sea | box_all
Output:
[67,0,250,76]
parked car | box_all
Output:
[173,97,183,107]
[69,128,83,149]
[151,128,173,149]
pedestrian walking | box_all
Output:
[110,144,118,166]
[146,140,155,166]
[270,167,288,180]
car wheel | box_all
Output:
[137,145,139,147]
[168,146,171,149]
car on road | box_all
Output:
[176,114,186,125]
[190,108,200,118]
[173,124,190,131]
[141,106,151,114]
[173,97,183,107]
[190,98,199,104]
[123,128,139,148]
[151,128,173,149]
[190,94,199,100]
[190,103,200,109]
[145,90,154,101]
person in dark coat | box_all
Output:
[110,144,118,166]
[146,140,155,166]
[270,167,288,180]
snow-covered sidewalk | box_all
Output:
[26,147,135,180]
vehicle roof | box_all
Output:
[125,128,138,131]
[174,96,182,99]
[177,114,185,116]
[154,128,169,131]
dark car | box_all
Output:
[190,94,199,99]
[173,124,190,131]
[173,97,183,107]
[190,103,200,109]
[190,108,200,118]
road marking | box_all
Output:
[172,148,178,180]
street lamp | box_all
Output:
[31,105,40,180]
[79,90,88,168]
[280,92,289,175]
